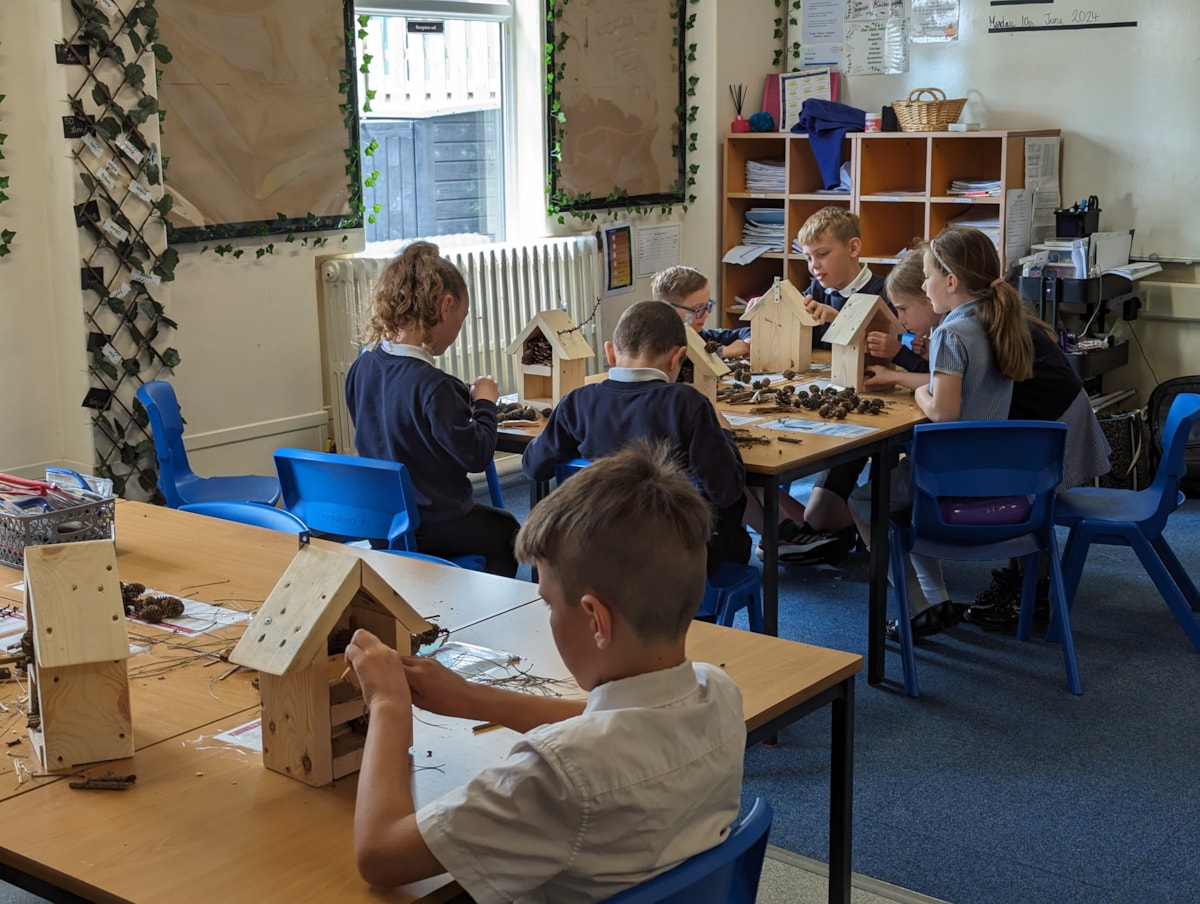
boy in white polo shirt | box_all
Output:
[344,444,747,904]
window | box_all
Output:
[357,2,512,244]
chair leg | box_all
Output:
[1057,526,1092,620]
[889,534,919,697]
[1045,543,1083,695]
[747,585,765,634]
[1131,533,1200,652]
[1015,552,1039,642]
[1150,534,1200,613]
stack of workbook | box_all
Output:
[746,159,786,193]
[948,206,1001,250]
[948,178,1001,197]
[742,208,786,251]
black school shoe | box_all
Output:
[886,600,960,642]
[964,575,1051,633]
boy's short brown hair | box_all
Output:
[796,206,862,247]
[515,442,710,642]
[612,301,688,359]
[650,266,709,306]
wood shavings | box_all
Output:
[729,428,771,448]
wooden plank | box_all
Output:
[24,540,128,668]
[330,733,367,780]
[330,698,367,726]
[30,661,133,771]
[260,665,332,787]
[358,561,434,636]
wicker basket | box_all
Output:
[891,88,967,132]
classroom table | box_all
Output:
[0,506,862,904]
[496,371,926,686]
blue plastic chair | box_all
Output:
[604,798,773,904]
[382,550,464,568]
[889,421,1080,697]
[136,381,280,509]
[273,448,485,571]
[180,501,307,534]
[1055,393,1200,651]
[482,461,505,509]
[555,458,763,631]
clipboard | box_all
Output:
[780,68,832,131]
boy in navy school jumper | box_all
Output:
[345,241,520,577]
[744,207,889,567]
[651,266,751,360]
[521,301,751,576]
[344,445,745,902]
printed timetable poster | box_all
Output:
[602,221,635,296]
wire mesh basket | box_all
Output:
[0,497,116,568]
[892,88,967,132]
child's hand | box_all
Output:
[470,375,499,403]
[911,334,930,357]
[720,339,750,360]
[345,629,412,716]
[402,655,475,719]
[866,330,901,360]
[803,295,839,324]
[862,366,898,389]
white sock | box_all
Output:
[910,554,948,615]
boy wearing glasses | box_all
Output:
[522,301,751,577]
[651,266,750,360]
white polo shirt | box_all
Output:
[415,660,746,904]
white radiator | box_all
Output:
[319,235,603,455]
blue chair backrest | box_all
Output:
[553,457,594,486]
[136,380,196,507]
[273,448,418,550]
[604,798,773,904]
[909,421,1066,546]
[180,501,308,535]
[1145,392,1200,532]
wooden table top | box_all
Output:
[499,364,926,477]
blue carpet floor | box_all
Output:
[492,477,1200,904]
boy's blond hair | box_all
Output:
[515,442,710,642]
[796,206,862,247]
[650,266,709,306]
[612,301,688,359]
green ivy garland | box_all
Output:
[545,0,699,224]
[66,0,179,500]
[0,48,13,257]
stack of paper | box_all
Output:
[948,206,1001,250]
[949,179,1001,197]
[746,159,786,193]
[742,207,786,251]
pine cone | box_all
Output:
[137,603,164,624]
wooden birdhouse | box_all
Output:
[679,328,730,405]
[822,292,902,391]
[740,278,819,373]
[228,544,435,787]
[505,309,594,408]
[23,540,133,772]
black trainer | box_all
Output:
[968,566,1022,612]
[776,526,856,566]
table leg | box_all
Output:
[762,483,780,637]
[529,478,550,510]
[828,676,855,904]
[867,442,895,686]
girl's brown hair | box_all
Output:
[884,241,928,300]
[364,242,468,345]
[928,227,1033,381]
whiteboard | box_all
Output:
[826,0,1200,261]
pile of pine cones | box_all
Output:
[789,384,886,419]
[497,401,551,423]
[121,581,185,623]
[521,334,553,366]
[729,362,752,384]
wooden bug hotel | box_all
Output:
[822,292,901,392]
[680,328,731,405]
[740,278,820,373]
[505,309,594,408]
[228,544,435,787]
[23,539,134,772]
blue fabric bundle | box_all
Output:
[793,99,867,190]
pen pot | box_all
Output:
[1055,207,1100,238]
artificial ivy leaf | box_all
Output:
[159,315,178,330]
[140,3,158,26]
[155,194,174,217]
[139,298,163,320]
[131,398,149,428]
[98,360,118,380]
[143,163,160,186]
[94,117,121,141]
[122,357,141,376]
[124,63,147,89]
[161,348,181,368]
[107,298,126,314]
[129,30,143,55]
[137,470,158,492]
[100,42,126,66]
[119,443,140,466]
[156,246,180,281]
[152,43,173,64]
[92,83,111,108]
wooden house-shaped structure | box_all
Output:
[24,540,133,772]
[505,309,594,408]
[740,278,819,373]
[680,328,731,405]
[229,545,434,787]
[823,292,901,391]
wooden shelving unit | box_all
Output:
[720,129,1061,327]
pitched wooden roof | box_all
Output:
[505,309,595,360]
[739,279,819,327]
[25,540,129,668]
[685,327,731,377]
[822,292,899,346]
[229,545,433,675]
